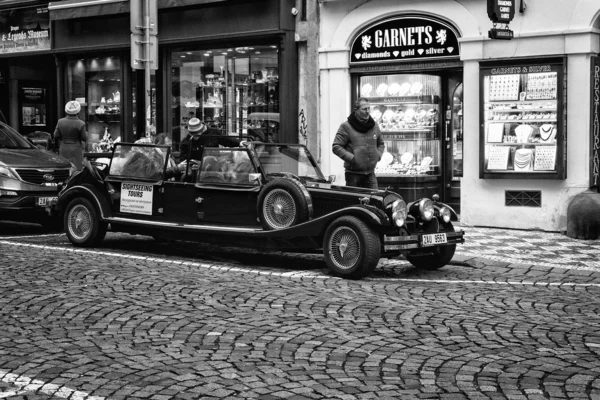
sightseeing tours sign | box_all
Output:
[349,16,460,64]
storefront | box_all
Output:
[48,0,297,154]
[0,0,55,139]
[318,0,600,232]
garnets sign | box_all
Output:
[349,16,460,64]
[487,0,516,23]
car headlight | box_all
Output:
[0,165,18,180]
[391,199,407,227]
[419,198,434,221]
[439,206,451,223]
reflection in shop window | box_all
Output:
[66,56,122,152]
[170,45,280,154]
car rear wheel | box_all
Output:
[258,178,310,230]
[323,216,381,279]
[64,197,107,247]
[406,221,456,270]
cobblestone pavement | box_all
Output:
[0,224,600,399]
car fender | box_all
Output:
[262,205,389,238]
[57,183,112,220]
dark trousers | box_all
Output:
[345,171,379,189]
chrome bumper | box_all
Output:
[384,230,465,251]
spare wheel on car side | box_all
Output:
[258,178,311,230]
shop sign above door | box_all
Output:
[487,0,516,23]
[0,6,50,54]
[349,16,460,64]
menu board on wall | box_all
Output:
[0,6,50,54]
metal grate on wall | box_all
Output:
[505,191,542,207]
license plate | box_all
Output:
[37,196,58,207]
[422,233,447,247]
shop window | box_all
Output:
[170,45,280,153]
[360,74,442,178]
[66,56,122,151]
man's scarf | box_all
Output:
[347,112,375,133]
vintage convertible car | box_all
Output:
[56,137,464,279]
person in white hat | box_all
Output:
[179,117,241,161]
[54,100,88,170]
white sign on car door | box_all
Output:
[120,182,153,215]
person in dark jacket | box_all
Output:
[332,97,384,189]
[54,101,88,170]
[179,118,241,161]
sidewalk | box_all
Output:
[454,223,600,272]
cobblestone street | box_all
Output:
[0,226,600,399]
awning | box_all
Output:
[48,0,231,21]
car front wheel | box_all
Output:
[64,197,107,247]
[406,221,456,270]
[323,216,381,279]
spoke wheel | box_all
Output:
[64,198,107,247]
[258,179,310,230]
[263,188,297,229]
[323,216,380,279]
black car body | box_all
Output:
[0,121,73,227]
[57,137,464,279]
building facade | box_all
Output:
[0,0,299,157]
[317,0,600,232]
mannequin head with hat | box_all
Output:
[187,117,207,134]
[65,100,81,116]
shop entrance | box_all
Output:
[353,68,463,212]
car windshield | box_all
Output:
[0,122,36,149]
[108,143,169,180]
[255,144,326,181]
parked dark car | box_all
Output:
[57,137,464,279]
[0,121,74,228]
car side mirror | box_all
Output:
[249,173,262,184]
[328,174,336,183]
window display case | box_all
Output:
[480,59,566,179]
[66,56,123,151]
[358,73,443,201]
[171,45,280,152]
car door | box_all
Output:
[194,148,261,227]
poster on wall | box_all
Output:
[0,6,50,54]
[349,16,460,64]
[20,86,47,127]
[591,55,600,192]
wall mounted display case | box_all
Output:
[480,58,566,179]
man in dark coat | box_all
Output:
[179,118,241,161]
[332,97,384,189]
[54,101,88,170]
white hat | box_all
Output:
[65,100,81,115]
[187,117,206,133]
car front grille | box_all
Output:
[14,168,70,185]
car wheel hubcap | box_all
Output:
[68,204,92,240]
[329,226,360,270]
[263,188,296,229]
